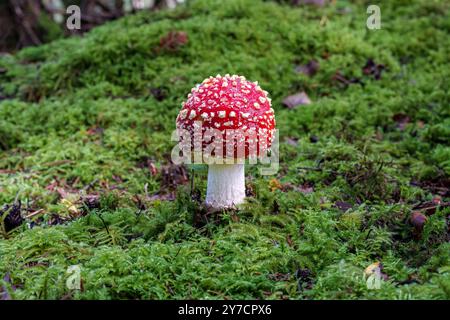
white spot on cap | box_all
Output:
[253,102,260,109]
[189,110,196,120]
[229,111,236,117]
[179,109,188,120]
[259,97,266,104]
[241,112,250,118]
[201,112,209,119]
[218,111,226,118]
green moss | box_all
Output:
[0,0,449,299]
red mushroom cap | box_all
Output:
[176,74,276,159]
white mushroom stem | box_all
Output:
[205,163,245,209]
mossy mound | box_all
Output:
[0,0,449,299]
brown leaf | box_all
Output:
[412,200,450,216]
[0,169,15,174]
[416,120,425,129]
[268,273,291,281]
[45,180,58,191]
[411,211,428,231]
[0,273,15,300]
[298,184,314,194]
[362,59,385,80]
[157,31,188,52]
[160,162,188,190]
[286,234,294,247]
[136,157,158,176]
[150,87,167,101]
[284,137,299,146]
[230,213,240,223]
[332,71,362,87]
[147,192,176,202]
[292,0,326,6]
[393,113,410,131]
[56,187,69,199]
[411,177,450,197]
[82,194,101,211]
[295,268,314,292]
[282,92,311,109]
[86,126,104,136]
[272,200,280,215]
[1,201,24,232]
[334,201,352,212]
[269,178,282,191]
[295,59,319,77]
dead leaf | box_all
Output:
[45,180,58,191]
[411,177,450,197]
[298,184,314,194]
[295,59,319,76]
[416,120,425,129]
[282,92,311,109]
[147,192,176,202]
[393,113,410,131]
[284,137,299,146]
[295,268,314,292]
[362,59,385,80]
[268,272,291,281]
[332,71,362,87]
[0,273,15,300]
[292,0,326,6]
[0,169,16,174]
[334,201,352,212]
[309,135,319,143]
[150,87,167,101]
[86,126,104,136]
[411,211,427,230]
[1,200,24,232]
[286,234,294,247]
[412,200,450,216]
[230,213,240,223]
[160,162,188,190]
[157,31,188,52]
[269,178,282,191]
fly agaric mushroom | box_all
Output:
[176,74,276,209]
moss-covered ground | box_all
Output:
[0,0,449,299]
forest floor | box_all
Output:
[0,0,449,299]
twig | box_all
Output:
[82,178,99,192]
[25,209,44,219]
